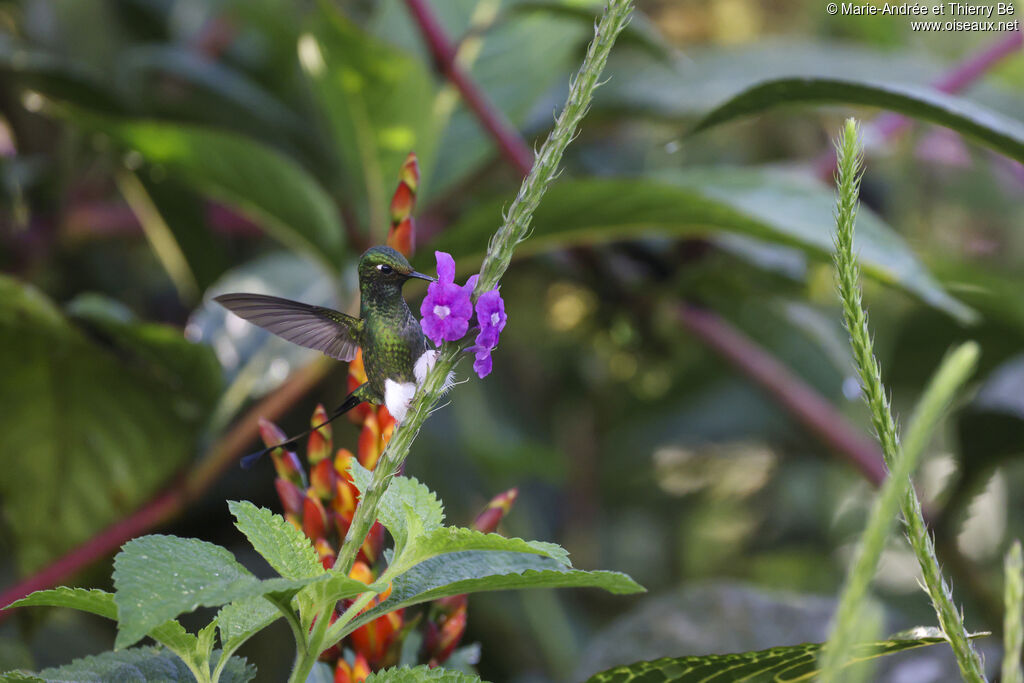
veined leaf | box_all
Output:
[69,113,345,266]
[5,647,255,683]
[216,596,282,654]
[5,587,199,659]
[349,462,445,556]
[691,77,1024,164]
[112,535,324,649]
[348,545,642,636]
[584,629,989,682]
[302,7,438,233]
[364,665,484,682]
[0,278,220,573]
[229,501,325,580]
[432,169,974,322]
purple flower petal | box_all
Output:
[434,251,456,284]
[474,288,507,351]
[473,349,493,378]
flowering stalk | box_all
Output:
[1005,541,1024,683]
[820,339,978,679]
[830,118,986,683]
[332,0,633,581]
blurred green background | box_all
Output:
[1,0,1022,680]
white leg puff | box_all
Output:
[414,350,455,394]
[384,379,416,424]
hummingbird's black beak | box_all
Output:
[408,271,436,283]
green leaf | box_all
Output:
[433,169,974,322]
[0,278,221,573]
[6,647,255,683]
[229,500,325,580]
[70,113,345,265]
[0,38,125,114]
[584,629,989,682]
[691,77,1024,164]
[7,587,116,620]
[112,534,324,649]
[347,531,642,636]
[349,462,445,555]
[364,665,484,683]
[216,596,281,654]
[302,7,437,232]
[6,586,201,662]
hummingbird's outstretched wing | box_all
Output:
[215,293,361,361]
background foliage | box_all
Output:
[1,0,1023,680]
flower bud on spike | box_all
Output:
[311,459,338,500]
[378,406,395,447]
[349,560,374,586]
[473,487,519,534]
[334,652,371,683]
[308,404,332,464]
[260,418,305,486]
[314,538,336,570]
[275,478,305,517]
[358,415,382,469]
[426,601,467,667]
[333,509,352,539]
[302,492,327,541]
[387,152,419,257]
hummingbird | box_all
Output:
[216,245,438,468]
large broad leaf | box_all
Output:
[364,666,483,682]
[4,647,255,683]
[0,279,220,573]
[691,77,1024,164]
[112,534,325,648]
[433,169,973,322]
[68,113,346,266]
[228,501,325,581]
[584,629,988,682]
[0,37,125,114]
[301,7,438,231]
[591,40,1015,120]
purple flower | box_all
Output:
[420,252,476,346]
[473,348,493,378]
[474,289,506,349]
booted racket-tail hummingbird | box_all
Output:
[216,245,438,468]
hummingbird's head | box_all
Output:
[358,246,435,288]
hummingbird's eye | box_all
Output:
[377,264,394,274]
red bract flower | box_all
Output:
[334,652,371,683]
[308,404,332,464]
[302,493,327,541]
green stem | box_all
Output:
[831,118,986,683]
[1005,540,1024,683]
[332,0,633,584]
[287,597,328,683]
[821,341,979,679]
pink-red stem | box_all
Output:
[402,0,534,177]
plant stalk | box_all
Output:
[325,0,634,652]
[831,118,986,683]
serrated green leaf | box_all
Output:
[584,630,989,682]
[7,647,256,683]
[395,527,571,575]
[229,500,324,580]
[350,462,445,555]
[113,534,323,649]
[348,549,642,636]
[69,113,345,266]
[0,277,221,573]
[6,586,202,661]
[691,77,1024,164]
[431,169,974,323]
[7,587,116,620]
[216,595,281,651]
[363,665,484,683]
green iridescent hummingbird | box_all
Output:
[216,245,437,467]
